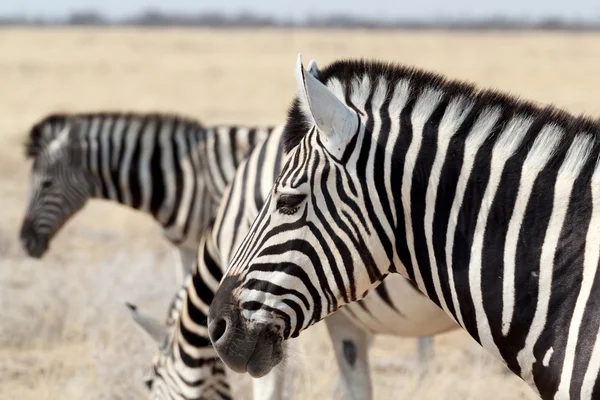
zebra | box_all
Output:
[19,112,281,399]
[207,55,600,400]
[20,112,271,283]
[129,104,457,400]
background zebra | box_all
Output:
[19,112,277,399]
[208,56,600,400]
[131,105,457,400]
[20,111,271,283]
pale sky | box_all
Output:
[2,0,599,21]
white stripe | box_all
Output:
[119,118,142,207]
[87,117,101,196]
[424,96,474,314]
[517,134,592,388]
[502,125,564,336]
[445,106,501,328]
[402,87,444,292]
[385,79,412,276]
[206,127,227,196]
[99,117,118,201]
[468,116,531,359]
[186,126,205,244]
[173,125,195,235]
[368,78,404,273]
[157,118,176,224]
[580,158,600,400]
[110,116,126,170]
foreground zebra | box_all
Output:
[208,56,600,399]
[130,114,457,399]
[20,112,270,283]
[21,112,445,399]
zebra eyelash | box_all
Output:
[275,193,306,215]
[278,206,299,216]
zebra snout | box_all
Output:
[19,218,48,258]
[208,307,253,374]
[208,308,284,378]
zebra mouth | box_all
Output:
[21,236,49,258]
[19,222,49,258]
[208,276,284,377]
[209,312,284,378]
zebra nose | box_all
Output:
[19,217,48,258]
[208,315,229,344]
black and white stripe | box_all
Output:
[208,56,600,399]
[20,111,273,399]
[153,115,457,399]
[20,112,272,281]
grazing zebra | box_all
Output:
[127,270,235,400]
[208,55,600,400]
[20,112,271,283]
[19,112,284,399]
[130,104,457,400]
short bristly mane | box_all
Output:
[282,59,600,155]
[24,111,206,159]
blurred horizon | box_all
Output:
[1,0,599,23]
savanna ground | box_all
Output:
[1,28,599,399]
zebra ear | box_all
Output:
[295,54,358,155]
[126,302,168,346]
[306,59,320,78]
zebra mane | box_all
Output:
[25,113,68,158]
[25,111,206,159]
[282,59,600,154]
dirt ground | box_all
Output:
[2,28,599,399]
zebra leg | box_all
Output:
[173,246,196,286]
[325,310,373,400]
[417,336,434,379]
[251,341,289,400]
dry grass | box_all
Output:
[2,28,600,399]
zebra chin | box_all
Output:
[208,276,284,378]
[19,220,49,258]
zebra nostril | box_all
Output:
[209,317,228,344]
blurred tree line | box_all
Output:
[0,10,597,30]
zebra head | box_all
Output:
[208,55,393,377]
[21,117,94,258]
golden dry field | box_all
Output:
[1,28,600,399]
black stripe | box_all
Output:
[149,118,164,217]
[537,151,595,398]
[500,133,570,373]
[391,85,417,281]
[409,95,449,305]
[431,103,479,318]
[450,110,508,344]
[228,127,239,168]
[128,118,144,209]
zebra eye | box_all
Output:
[41,180,53,189]
[276,194,306,215]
